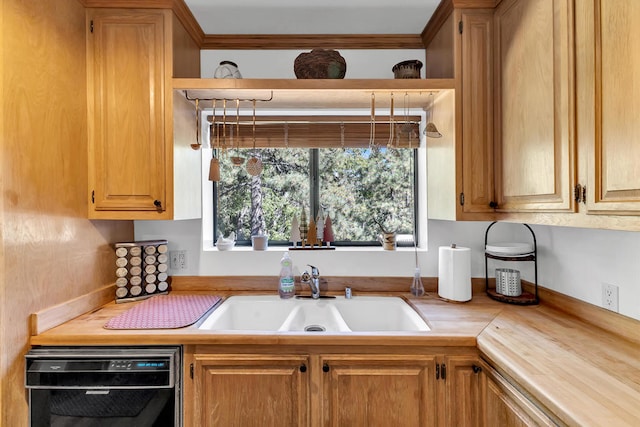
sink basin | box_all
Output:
[198,295,430,333]
[198,296,295,331]
[333,297,430,332]
[278,302,351,332]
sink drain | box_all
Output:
[304,325,326,332]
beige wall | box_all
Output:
[0,1,133,424]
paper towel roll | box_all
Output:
[438,245,472,302]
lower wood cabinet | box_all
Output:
[189,353,309,427]
[320,354,438,427]
[478,359,558,426]
[184,345,482,427]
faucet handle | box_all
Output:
[301,270,311,282]
[307,264,319,277]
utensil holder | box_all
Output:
[495,268,521,297]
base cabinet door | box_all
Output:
[191,353,309,427]
[443,356,482,427]
[321,354,438,427]
[479,360,557,426]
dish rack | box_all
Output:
[484,221,539,305]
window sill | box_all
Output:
[204,241,426,253]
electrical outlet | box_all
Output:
[602,283,619,312]
[170,250,187,270]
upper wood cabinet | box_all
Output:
[578,0,640,215]
[493,0,576,212]
[426,9,497,221]
[87,8,200,220]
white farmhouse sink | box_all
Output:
[198,295,430,333]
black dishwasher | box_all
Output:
[25,346,181,427]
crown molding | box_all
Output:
[201,34,425,50]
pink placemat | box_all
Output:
[104,294,222,329]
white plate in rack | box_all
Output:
[485,242,533,256]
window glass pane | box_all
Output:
[215,147,417,246]
[318,148,416,244]
[216,148,310,242]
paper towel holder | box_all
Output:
[483,221,539,305]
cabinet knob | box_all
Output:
[299,364,307,373]
[489,201,498,209]
[322,363,330,373]
[154,200,163,211]
[472,364,482,374]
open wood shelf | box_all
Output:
[173,78,455,109]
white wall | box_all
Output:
[201,49,427,79]
[135,50,640,321]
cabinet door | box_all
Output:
[321,355,437,427]
[443,356,482,427]
[578,0,640,214]
[87,9,169,217]
[192,354,309,427]
[427,10,495,221]
[460,10,496,215]
[479,361,557,426]
[494,0,576,212]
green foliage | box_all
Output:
[216,147,415,244]
[319,148,414,241]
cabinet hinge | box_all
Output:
[190,363,193,379]
[91,190,95,204]
[459,20,463,34]
[436,363,447,380]
[90,20,93,33]
[459,192,465,206]
[574,184,582,203]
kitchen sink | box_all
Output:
[198,295,430,333]
[197,296,295,331]
[332,297,430,332]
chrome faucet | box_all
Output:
[300,265,321,299]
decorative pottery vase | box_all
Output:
[392,60,423,79]
[294,49,346,79]
[214,61,242,79]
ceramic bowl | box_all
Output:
[216,241,235,251]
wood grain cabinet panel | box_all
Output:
[479,360,557,426]
[191,354,309,427]
[87,8,201,220]
[443,356,482,427]
[427,9,497,221]
[185,347,480,427]
[88,10,169,216]
[494,0,576,212]
[579,0,640,214]
[321,354,438,427]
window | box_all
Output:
[214,147,418,246]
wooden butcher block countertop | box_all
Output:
[30,289,640,425]
[477,305,640,427]
[30,292,504,347]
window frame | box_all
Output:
[213,147,420,247]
